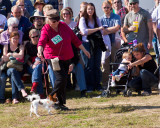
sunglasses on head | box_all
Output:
[130,2,137,5]
[13,26,18,29]
[31,35,39,38]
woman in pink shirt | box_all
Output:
[37,9,90,110]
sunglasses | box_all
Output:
[63,13,70,16]
[31,35,39,38]
[13,26,18,29]
[103,6,110,9]
[130,2,137,5]
[59,3,63,5]
[49,18,58,23]
[18,5,24,7]
[35,17,44,20]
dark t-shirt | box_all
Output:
[25,41,37,57]
[0,0,12,17]
[138,54,158,77]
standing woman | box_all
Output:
[128,43,159,96]
[2,31,27,104]
[79,3,103,91]
[37,9,90,110]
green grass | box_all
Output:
[1,88,160,128]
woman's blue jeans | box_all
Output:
[0,72,7,100]
[80,42,102,91]
[48,64,56,89]
[72,62,87,91]
[128,69,159,93]
[48,63,87,91]
[7,68,25,99]
[26,64,43,94]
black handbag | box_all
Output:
[87,31,107,52]
[73,26,82,41]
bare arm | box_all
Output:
[157,28,160,43]
[37,46,44,58]
[123,25,136,33]
[103,25,120,35]
[7,45,24,59]
[128,54,152,69]
[147,20,153,49]
[121,27,128,43]
[87,26,103,35]
[79,44,90,58]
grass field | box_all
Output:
[1,86,160,128]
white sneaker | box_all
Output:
[111,81,116,87]
[115,75,121,81]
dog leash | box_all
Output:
[42,59,49,96]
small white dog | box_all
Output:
[26,94,57,117]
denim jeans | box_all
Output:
[0,72,7,100]
[26,64,43,94]
[48,65,56,89]
[7,68,25,99]
[152,34,159,64]
[128,69,158,93]
[80,42,102,91]
[72,63,87,91]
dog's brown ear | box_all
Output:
[49,93,58,102]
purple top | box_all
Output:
[0,30,24,45]
[78,17,102,42]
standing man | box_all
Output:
[123,0,153,52]
[152,1,160,44]
[0,0,12,19]
[150,0,160,64]
[100,0,121,86]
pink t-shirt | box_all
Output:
[38,22,82,60]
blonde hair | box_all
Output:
[102,0,112,6]
[29,29,39,37]
[122,52,132,59]
[16,0,24,5]
[80,2,88,8]
[43,4,53,13]
[60,7,73,20]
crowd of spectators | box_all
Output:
[0,0,159,111]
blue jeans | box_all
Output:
[26,64,43,94]
[112,69,126,76]
[0,72,7,100]
[7,68,25,99]
[80,42,102,91]
[48,63,86,91]
[152,34,159,64]
[72,63,87,91]
[48,64,56,89]
[128,69,158,93]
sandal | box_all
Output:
[12,99,19,104]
